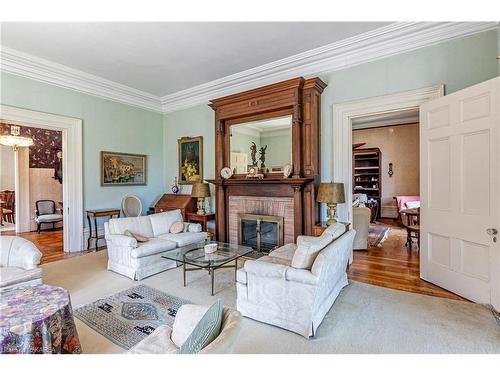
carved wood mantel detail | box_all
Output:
[207,77,327,242]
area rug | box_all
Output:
[368,223,390,247]
[74,284,191,349]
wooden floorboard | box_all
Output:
[4,220,465,301]
[347,220,466,301]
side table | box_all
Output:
[312,221,351,237]
[186,212,216,241]
[86,208,120,251]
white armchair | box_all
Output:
[128,306,242,354]
[352,206,371,250]
[0,236,42,290]
[236,224,356,338]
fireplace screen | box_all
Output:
[238,213,284,253]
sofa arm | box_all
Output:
[285,268,318,285]
[244,260,287,279]
[105,234,137,248]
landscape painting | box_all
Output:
[101,151,147,186]
[178,136,203,184]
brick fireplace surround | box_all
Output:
[228,196,295,246]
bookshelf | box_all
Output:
[353,147,381,219]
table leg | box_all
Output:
[94,216,98,251]
[211,268,215,296]
[86,214,92,250]
[183,262,186,287]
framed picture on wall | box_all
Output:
[178,136,203,185]
[100,151,147,186]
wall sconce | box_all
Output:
[388,163,394,177]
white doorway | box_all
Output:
[0,105,83,252]
[331,85,444,224]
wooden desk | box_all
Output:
[312,221,351,237]
[186,212,215,232]
[86,208,120,251]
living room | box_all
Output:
[1,2,499,374]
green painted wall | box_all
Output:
[163,30,499,220]
[0,72,165,221]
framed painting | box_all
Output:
[178,136,203,184]
[100,151,147,186]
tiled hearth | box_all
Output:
[228,195,295,246]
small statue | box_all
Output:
[259,145,267,169]
[250,142,257,166]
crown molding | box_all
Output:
[161,21,499,113]
[0,46,163,112]
[1,22,497,114]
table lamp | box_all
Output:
[191,182,211,215]
[317,182,345,225]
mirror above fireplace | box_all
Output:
[229,115,292,174]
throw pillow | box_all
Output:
[171,304,210,347]
[291,233,334,269]
[170,221,184,234]
[177,300,223,354]
[405,201,421,209]
[124,230,149,242]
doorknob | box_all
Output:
[487,228,498,243]
[486,228,498,235]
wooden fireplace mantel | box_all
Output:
[208,77,327,242]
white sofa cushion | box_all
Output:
[0,236,42,269]
[157,232,207,247]
[130,238,177,259]
[149,210,183,237]
[0,267,42,288]
[291,234,333,269]
[171,304,210,347]
[291,223,347,269]
[35,214,63,223]
[268,243,297,262]
[108,216,154,238]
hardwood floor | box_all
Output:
[1,229,93,264]
[348,220,466,301]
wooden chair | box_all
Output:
[401,208,420,250]
[1,190,15,224]
[35,200,63,233]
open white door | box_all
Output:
[420,77,500,310]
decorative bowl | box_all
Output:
[204,242,218,254]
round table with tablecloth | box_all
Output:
[0,284,81,354]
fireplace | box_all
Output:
[238,213,284,253]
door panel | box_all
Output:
[420,77,499,310]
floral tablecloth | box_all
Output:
[0,284,81,354]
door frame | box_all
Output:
[0,104,83,252]
[331,85,444,224]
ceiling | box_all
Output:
[0,22,392,96]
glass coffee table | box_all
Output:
[162,241,253,295]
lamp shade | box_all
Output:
[316,182,345,204]
[191,182,211,198]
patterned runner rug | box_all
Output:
[368,223,390,247]
[74,284,191,349]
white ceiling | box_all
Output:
[0,22,391,96]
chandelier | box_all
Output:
[0,125,33,151]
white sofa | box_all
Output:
[104,209,207,280]
[129,306,242,354]
[236,223,355,338]
[0,236,43,291]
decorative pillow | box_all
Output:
[171,304,209,347]
[188,223,202,233]
[291,234,334,269]
[405,201,421,209]
[170,221,184,234]
[323,222,347,240]
[177,300,223,354]
[124,230,149,242]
